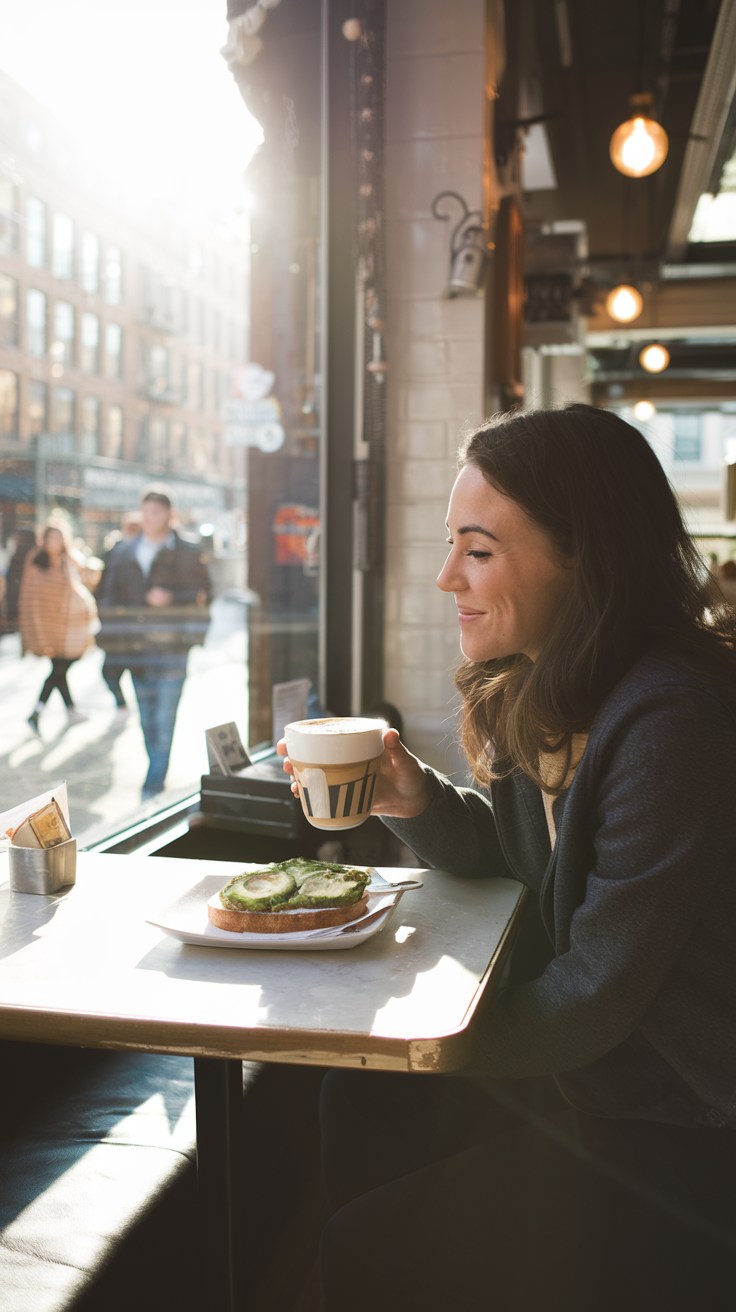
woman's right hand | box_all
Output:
[370,728,432,819]
[276,729,431,820]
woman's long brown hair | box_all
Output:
[455,404,736,792]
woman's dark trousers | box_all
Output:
[38,657,77,708]
[319,1068,736,1312]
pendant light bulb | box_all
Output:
[610,113,668,179]
[606,284,643,323]
[633,400,656,421]
[639,344,669,374]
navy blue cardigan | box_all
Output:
[383,645,736,1129]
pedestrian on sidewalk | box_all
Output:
[19,521,99,731]
[98,510,143,721]
[97,486,211,799]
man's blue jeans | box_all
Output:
[131,666,186,797]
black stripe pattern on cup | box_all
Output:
[302,760,379,820]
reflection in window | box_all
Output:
[107,402,123,457]
[0,369,18,438]
[53,301,75,366]
[27,379,48,438]
[81,231,99,293]
[81,396,100,454]
[0,174,17,254]
[105,322,123,379]
[54,386,75,437]
[673,414,702,462]
[104,246,122,304]
[0,274,18,347]
[53,213,75,279]
[27,288,46,356]
[188,359,202,409]
[26,196,46,267]
[80,312,100,373]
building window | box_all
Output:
[188,359,202,409]
[80,312,100,373]
[107,403,123,458]
[27,379,48,438]
[104,247,123,304]
[54,386,75,437]
[149,416,168,466]
[0,369,18,438]
[105,322,123,380]
[0,274,18,347]
[26,196,45,268]
[81,231,99,294]
[0,174,17,255]
[673,413,702,462]
[53,301,75,366]
[149,344,169,398]
[80,396,100,455]
[27,289,47,357]
[53,213,75,280]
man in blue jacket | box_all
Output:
[98,487,211,798]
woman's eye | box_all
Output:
[466,550,492,560]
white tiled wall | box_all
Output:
[384,0,487,776]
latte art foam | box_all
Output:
[290,717,384,735]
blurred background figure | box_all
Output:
[2,530,38,635]
[97,487,211,799]
[98,510,144,719]
[19,521,99,731]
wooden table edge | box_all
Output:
[0,885,527,1073]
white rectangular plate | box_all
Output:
[146,875,401,951]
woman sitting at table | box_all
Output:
[280,403,736,1310]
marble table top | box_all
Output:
[0,853,524,1072]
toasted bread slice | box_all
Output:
[207,892,369,934]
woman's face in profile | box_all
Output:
[437,464,572,662]
[44,528,64,559]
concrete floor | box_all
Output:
[0,596,249,845]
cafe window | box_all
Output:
[0,369,18,438]
[80,311,100,373]
[106,402,123,457]
[80,396,100,455]
[27,379,48,438]
[26,196,46,267]
[0,173,17,254]
[54,385,75,437]
[0,273,18,347]
[104,246,123,304]
[53,300,75,366]
[673,413,702,462]
[53,212,75,280]
[26,288,46,357]
[81,231,99,293]
[105,322,123,379]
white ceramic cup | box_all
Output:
[284,717,385,831]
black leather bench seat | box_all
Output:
[0,1042,197,1312]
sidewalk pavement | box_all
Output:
[0,596,249,844]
